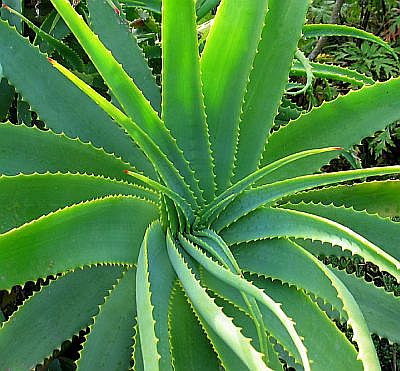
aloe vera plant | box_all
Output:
[0,0,400,369]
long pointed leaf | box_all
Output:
[233,0,309,181]
[0,265,124,370]
[50,0,202,201]
[222,206,400,280]
[78,268,137,370]
[200,0,269,193]
[162,0,214,203]
[0,196,158,289]
[165,232,270,371]
[260,77,400,182]
[213,166,400,231]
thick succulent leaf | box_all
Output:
[50,0,202,201]
[2,4,84,70]
[136,221,176,370]
[204,270,361,370]
[78,268,137,370]
[200,0,269,193]
[165,232,270,371]
[169,283,220,370]
[330,267,400,343]
[287,180,400,218]
[291,61,375,86]
[162,0,214,203]
[198,147,341,227]
[232,239,344,313]
[222,207,400,280]
[0,122,142,181]
[260,77,400,182]
[232,240,380,370]
[213,294,284,370]
[0,19,151,172]
[233,0,309,181]
[0,78,14,120]
[253,277,362,371]
[0,196,158,289]
[0,173,158,233]
[87,0,160,111]
[0,0,22,31]
[213,166,400,231]
[133,323,144,371]
[0,265,124,370]
[282,202,400,261]
[50,60,197,209]
[303,24,396,56]
[179,235,311,371]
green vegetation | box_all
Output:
[0,0,399,369]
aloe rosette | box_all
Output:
[0,0,399,370]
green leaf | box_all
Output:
[281,201,400,261]
[50,0,202,201]
[168,283,220,370]
[198,147,342,227]
[222,206,400,281]
[303,24,397,58]
[136,221,176,370]
[162,0,214,203]
[287,180,400,219]
[233,0,309,181]
[50,59,197,210]
[200,0,269,193]
[2,3,84,70]
[0,19,151,172]
[133,323,144,371]
[213,166,400,231]
[87,0,160,111]
[78,268,137,370]
[232,239,344,314]
[0,122,143,181]
[232,240,380,370]
[0,265,124,370]
[165,232,270,371]
[179,235,311,371]
[0,0,22,32]
[290,61,375,86]
[0,173,158,233]
[0,196,158,289]
[330,267,400,344]
[260,77,400,182]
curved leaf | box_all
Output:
[136,221,176,370]
[282,201,400,261]
[179,235,311,371]
[0,173,158,233]
[165,232,270,371]
[287,180,400,218]
[168,283,220,370]
[78,268,137,370]
[200,0,269,192]
[291,61,375,86]
[87,0,161,111]
[234,0,309,181]
[213,166,400,231]
[303,24,397,57]
[0,196,158,289]
[0,19,151,173]
[260,77,400,182]
[162,0,214,203]
[0,123,141,181]
[222,206,400,280]
[0,265,124,370]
